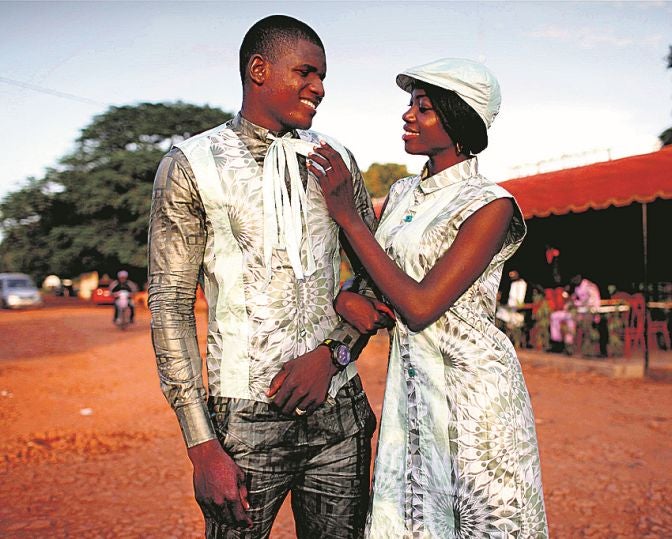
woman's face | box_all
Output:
[402,88,455,158]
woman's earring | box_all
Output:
[455,142,463,155]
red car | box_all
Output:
[91,283,115,305]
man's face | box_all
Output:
[258,39,326,131]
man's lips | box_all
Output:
[300,98,319,112]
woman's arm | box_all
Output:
[309,143,513,332]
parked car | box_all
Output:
[91,282,115,305]
[0,273,43,309]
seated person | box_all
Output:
[108,270,138,323]
[496,270,530,345]
[550,274,606,355]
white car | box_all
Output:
[0,273,43,309]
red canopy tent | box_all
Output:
[499,145,672,219]
[499,146,672,370]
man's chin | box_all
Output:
[284,112,314,131]
[291,119,314,131]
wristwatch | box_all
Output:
[322,338,351,370]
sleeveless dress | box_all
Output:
[366,158,548,538]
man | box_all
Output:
[148,15,390,538]
[550,274,606,355]
[108,270,137,324]
[496,269,530,346]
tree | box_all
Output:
[0,102,232,283]
[660,45,672,147]
[363,162,410,199]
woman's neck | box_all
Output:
[427,152,469,177]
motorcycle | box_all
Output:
[114,290,132,330]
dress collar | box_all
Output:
[418,157,478,194]
[232,112,297,143]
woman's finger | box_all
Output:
[307,152,331,172]
[316,142,347,169]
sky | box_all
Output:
[1,0,671,202]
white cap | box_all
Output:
[396,58,501,128]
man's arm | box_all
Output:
[148,149,214,447]
[148,149,251,529]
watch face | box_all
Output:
[334,344,351,367]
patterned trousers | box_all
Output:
[206,376,376,539]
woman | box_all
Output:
[309,58,548,538]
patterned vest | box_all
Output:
[177,124,357,401]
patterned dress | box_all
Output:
[366,159,548,538]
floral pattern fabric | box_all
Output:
[366,158,548,538]
[148,114,376,447]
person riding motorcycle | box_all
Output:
[108,270,138,324]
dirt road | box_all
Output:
[1,300,671,538]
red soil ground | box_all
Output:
[1,298,671,538]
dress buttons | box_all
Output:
[408,366,416,377]
[404,215,413,222]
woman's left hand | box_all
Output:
[308,141,358,227]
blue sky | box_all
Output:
[1,1,671,201]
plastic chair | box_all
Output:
[647,311,671,350]
[544,287,565,311]
[614,292,645,357]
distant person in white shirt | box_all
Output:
[496,269,527,329]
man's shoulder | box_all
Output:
[299,129,354,167]
[175,121,235,153]
[298,129,344,149]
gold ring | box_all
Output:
[294,407,307,416]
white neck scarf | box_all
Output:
[262,134,317,280]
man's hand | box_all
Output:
[187,439,252,529]
[266,347,337,416]
[335,290,396,334]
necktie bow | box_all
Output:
[262,134,317,280]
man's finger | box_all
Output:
[229,500,253,529]
[266,368,288,398]
[269,375,295,411]
[296,394,319,416]
[281,387,307,416]
[239,482,250,511]
[208,499,233,527]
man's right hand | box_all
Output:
[187,439,253,529]
[334,290,396,334]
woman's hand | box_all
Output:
[308,141,359,227]
[335,290,396,334]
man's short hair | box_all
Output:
[239,15,324,84]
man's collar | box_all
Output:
[419,158,478,194]
[232,112,298,142]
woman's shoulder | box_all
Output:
[389,174,420,195]
[465,174,515,202]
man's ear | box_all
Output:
[248,54,268,86]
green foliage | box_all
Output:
[0,102,232,283]
[363,162,410,199]
[659,127,672,147]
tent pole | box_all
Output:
[642,202,649,374]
